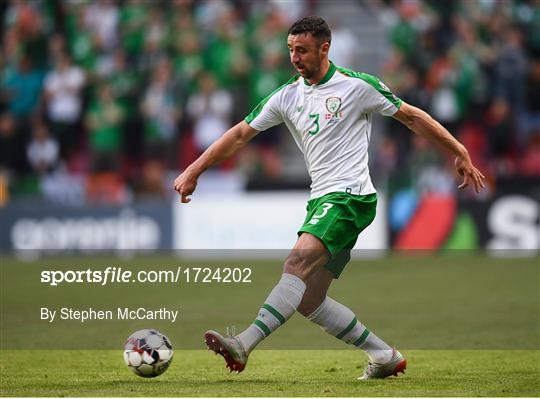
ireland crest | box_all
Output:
[326,97,342,114]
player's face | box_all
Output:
[287,33,329,81]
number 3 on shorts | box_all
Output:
[308,203,333,225]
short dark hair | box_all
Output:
[288,16,331,45]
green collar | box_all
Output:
[303,61,336,86]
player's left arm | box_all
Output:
[392,101,486,193]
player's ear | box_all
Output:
[320,41,330,56]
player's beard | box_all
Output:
[296,58,323,81]
[296,64,315,79]
[300,69,311,79]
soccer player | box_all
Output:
[173,16,485,379]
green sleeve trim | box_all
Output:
[244,74,300,124]
[335,66,402,109]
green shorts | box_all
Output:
[298,191,377,278]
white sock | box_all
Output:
[236,273,306,353]
[307,296,393,363]
[235,325,264,354]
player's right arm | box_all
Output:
[173,121,258,203]
[174,76,287,203]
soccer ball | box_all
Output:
[123,329,173,378]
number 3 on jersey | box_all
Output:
[308,203,333,225]
[308,113,320,135]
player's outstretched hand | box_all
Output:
[454,155,485,193]
[173,169,198,203]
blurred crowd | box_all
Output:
[0,0,539,206]
[374,0,540,197]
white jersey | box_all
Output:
[245,62,402,199]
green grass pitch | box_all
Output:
[1,349,539,396]
[1,253,539,396]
